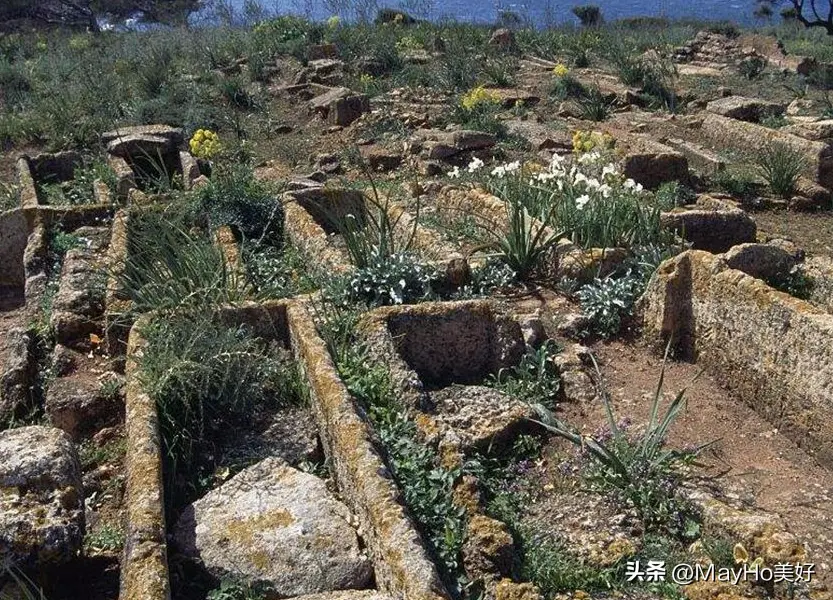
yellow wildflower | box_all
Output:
[460,86,501,112]
[326,15,341,28]
[189,129,222,160]
[553,63,570,77]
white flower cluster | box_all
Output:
[448,153,645,212]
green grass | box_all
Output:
[138,310,305,511]
[119,212,247,315]
[756,142,806,199]
[317,304,465,593]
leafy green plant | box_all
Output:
[767,265,814,299]
[577,273,643,338]
[218,75,257,110]
[574,86,613,121]
[549,74,586,101]
[327,251,435,307]
[738,55,767,80]
[534,349,705,540]
[577,246,674,338]
[207,578,270,600]
[320,315,465,591]
[85,523,126,553]
[712,167,758,200]
[488,340,562,407]
[654,181,696,209]
[756,143,806,199]
[119,214,247,315]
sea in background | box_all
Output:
[216,0,762,26]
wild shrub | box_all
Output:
[318,308,465,590]
[756,142,806,198]
[534,349,705,540]
[712,167,758,200]
[191,163,283,246]
[488,340,562,407]
[119,212,248,314]
[574,86,613,121]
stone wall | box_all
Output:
[701,113,833,188]
[0,208,28,288]
[641,250,833,467]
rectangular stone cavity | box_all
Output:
[364,300,525,388]
[641,250,833,467]
[122,301,448,600]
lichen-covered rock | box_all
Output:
[495,580,542,600]
[0,209,28,289]
[45,374,122,440]
[701,113,833,188]
[0,328,34,424]
[622,137,689,189]
[49,226,110,346]
[424,385,537,452]
[172,457,373,595]
[721,243,797,281]
[291,592,395,600]
[641,250,833,467]
[0,426,84,568]
[661,206,756,253]
[705,95,784,122]
[463,514,515,577]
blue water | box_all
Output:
[227,0,760,26]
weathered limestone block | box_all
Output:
[50,226,110,346]
[101,125,183,147]
[0,209,28,288]
[363,300,525,390]
[0,328,34,424]
[46,374,122,440]
[621,136,689,189]
[424,385,537,452]
[701,113,833,188]
[705,95,784,122]
[173,457,373,595]
[721,242,796,281]
[782,118,833,142]
[420,130,497,160]
[660,206,756,253]
[0,426,84,568]
[285,302,451,600]
[641,250,833,466]
[329,94,370,126]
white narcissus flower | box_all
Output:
[575,194,591,210]
[467,156,484,172]
[491,165,506,177]
[599,184,612,198]
[449,166,461,178]
[623,178,637,189]
[505,160,521,173]
[586,177,601,190]
[602,164,617,178]
[573,172,588,185]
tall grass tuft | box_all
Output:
[756,142,806,199]
[119,212,248,315]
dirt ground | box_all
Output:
[554,340,833,586]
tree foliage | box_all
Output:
[0,0,205,30]
[757,0,833,34]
